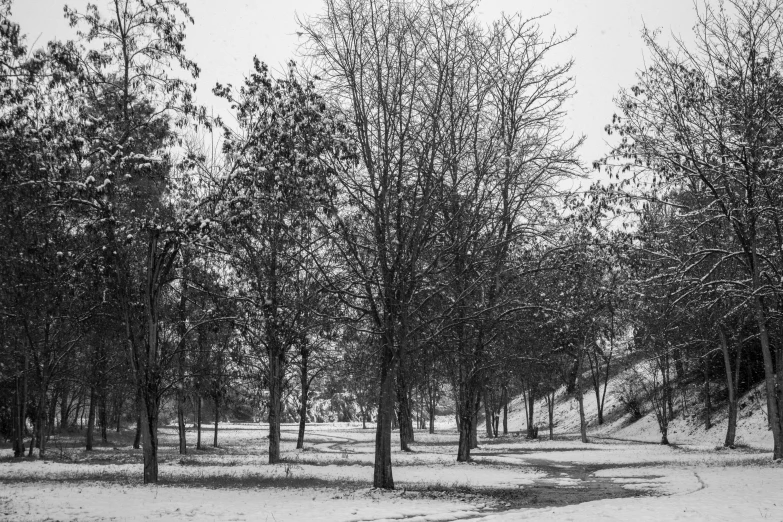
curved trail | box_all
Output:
[276,425,708,522]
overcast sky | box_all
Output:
[12,0,701,169]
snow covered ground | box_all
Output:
[1,422,782,521]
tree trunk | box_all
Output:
[702,354,711,430]
[588,352,605,425]
[656,361,671,446]
[594,385,604,425]
[457,413,472,462]
[296,352,309,450]
[176,259,189,455]
[457,382,476,462]
[71,387,84,428]
[267,347,284,463]
[546,390,555,440]
[483,387,494,438]
[502,386,508,435]
[753,294,783,459]
[470,393,480,449]
[59,382,70,431]
[526,390,536,439]
[115,396,122,433]
[132,390,141,450]
[12,336,27,457]
[99,390,108,443]
[577,392,588,443]
[140,393,159,484]
[373,338,395,489]
[719,328,741,447]
[86,386,96,451]
[577,348,588,443]
[660,424,669,445]
[13,374,24,457]
[36,367,48,457]
[213,395,219,448]
[196,395,202,450]
[396,365,414,450]
[177,389,187,454]
[73,389,82,430]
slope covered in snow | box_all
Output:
[501,357,774,451]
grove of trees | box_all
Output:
[2,0,783,490]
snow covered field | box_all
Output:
[1,422,782,521]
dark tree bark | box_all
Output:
[752,294,783,458]
[59,380,70,431]
[545,390,556,440]
[470,393,480,449]
[86,386,97,451]
[99,390,108,443]
[267,347,284,462]
[73,389,83,431]
[502,385,508,435]
[176,264,188,455]
[396,365,414,451]
[577,390,588,443]
[13,372,25,457]
[587,347,612,426]
[483,387,494,438]
[10,334,26,457]
[196,395,202,450]
[296,347,312,450]
[457,415,472,461]
[719,328,742,447]
[576,348,588,443]
[373,339,395,488]
[652,356,671,446]
[702,353,712,430]
[427,381,437,434]
[457,381,477,462]
[177,395,187,454]
[140,392,160,483]
[213,395,219,448]
[526,390,537,439]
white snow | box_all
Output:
[1,391,781,522]
[0,483,486,522]
[479,467,783,521]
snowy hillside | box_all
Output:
[501,363,774,450]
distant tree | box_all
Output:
[215,58,353,463]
